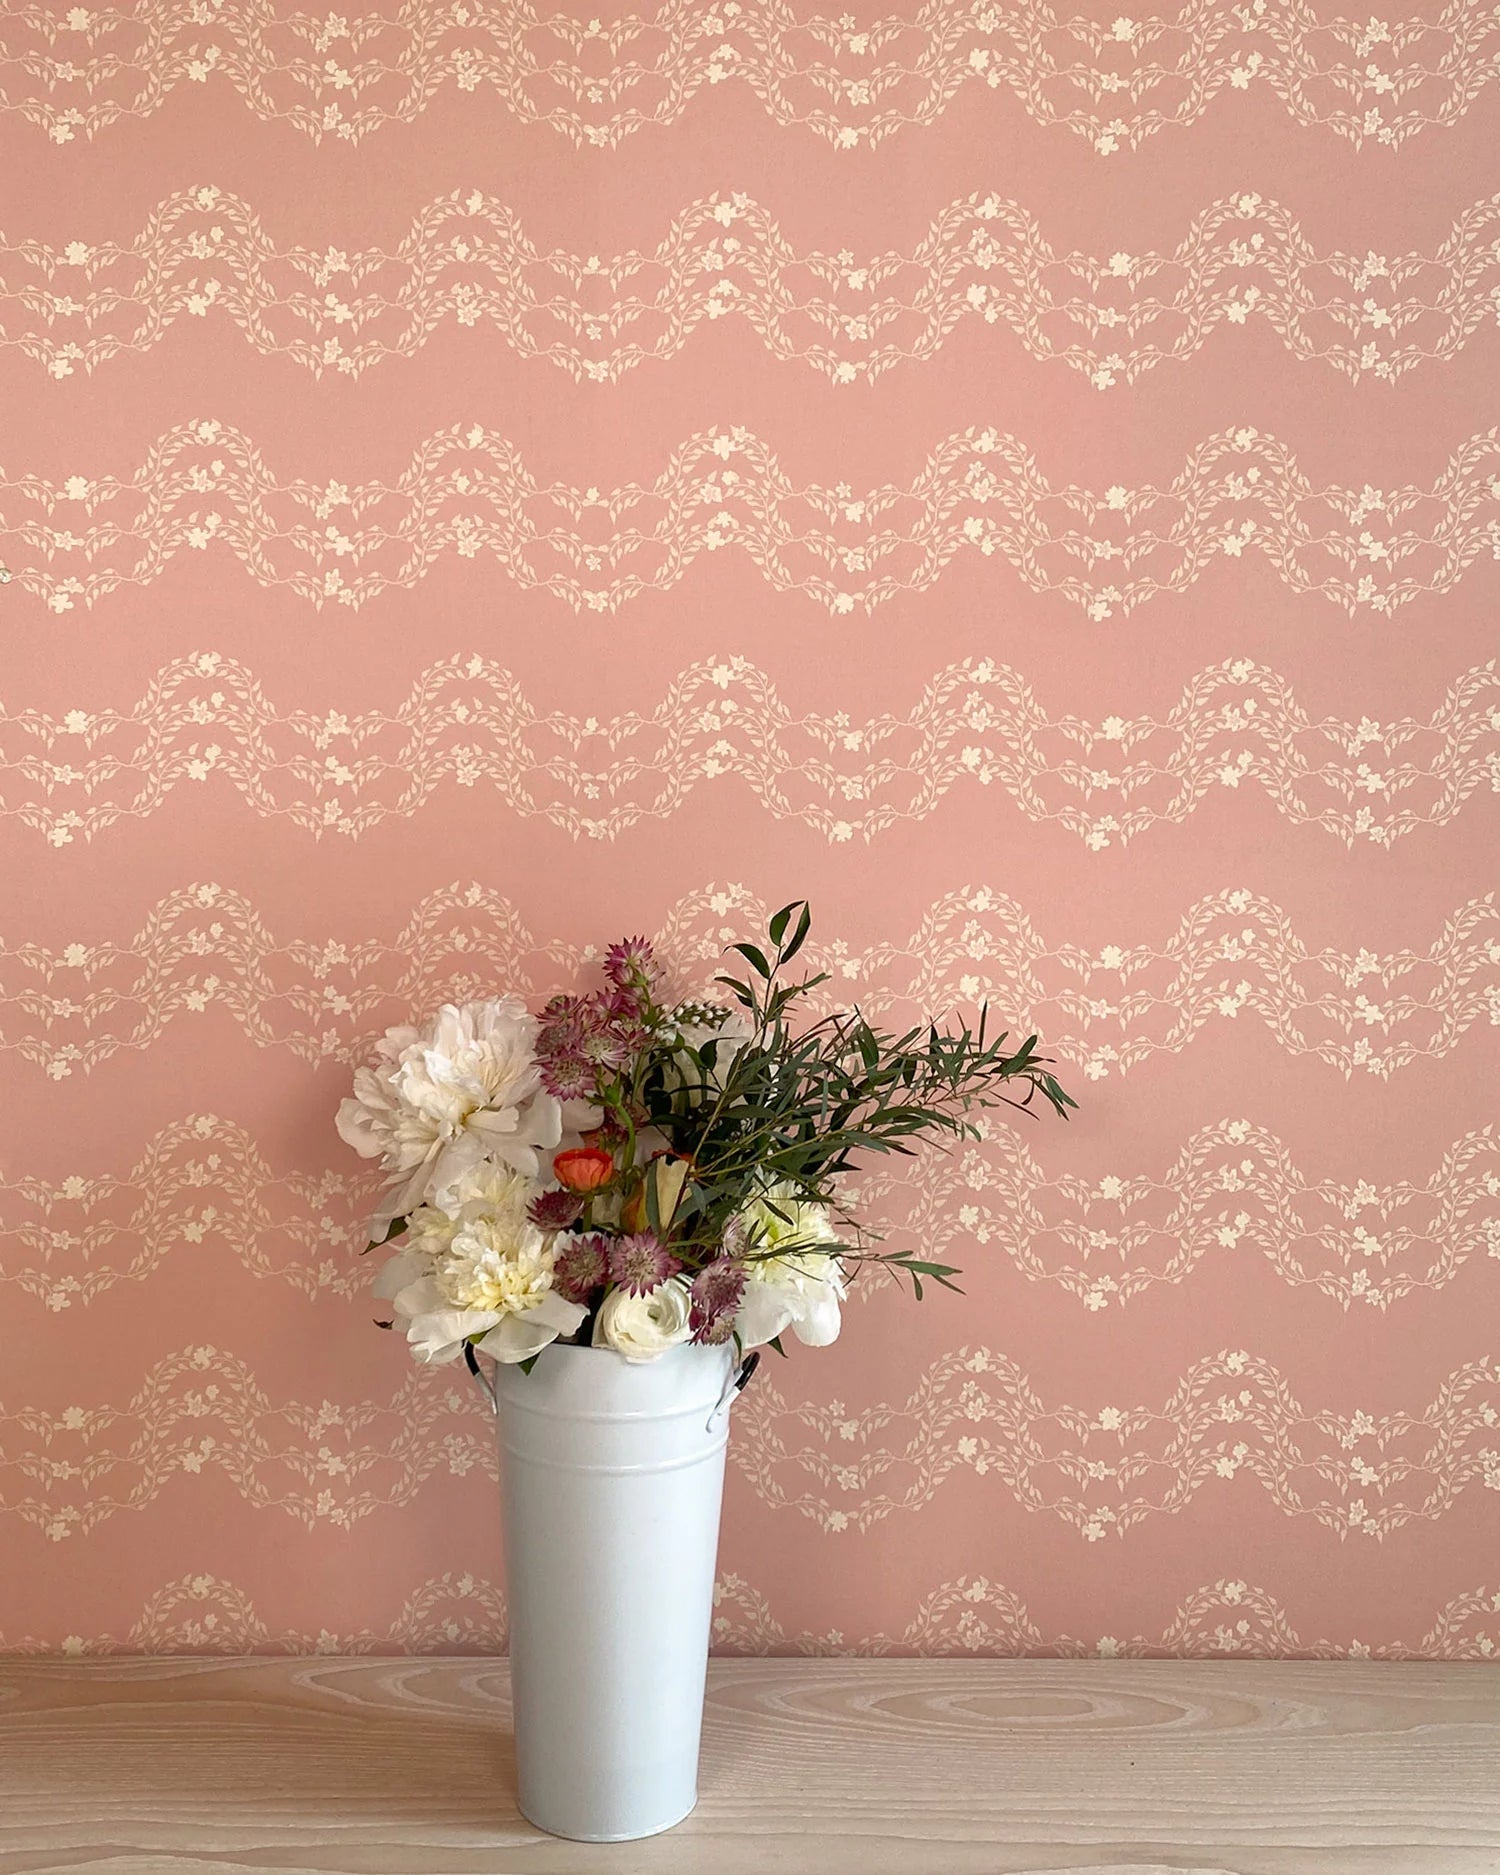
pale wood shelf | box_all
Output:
[2,1656,1496,1873]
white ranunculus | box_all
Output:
[337,999,563,1225]
[729,1182,847,1350]
[593,1277,693,1363]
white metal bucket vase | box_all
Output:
[474,1339,744,1843]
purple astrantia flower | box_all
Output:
[537,997,613,1097]
[689,1257,747,1345]
[537,988,644,1093]
[528,1187,584,1232]
[537,1052,596,1101]
[538,992,587,1032]
[607,1232,683,1297]
[600,986,651,1054]
[602,935,659,993]
[534,994,594,1098]
[552,1233,609,1306]
[576,994,632,1072]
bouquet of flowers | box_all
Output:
[338,902,1074,1371]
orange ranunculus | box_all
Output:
[552,1147,615,1193]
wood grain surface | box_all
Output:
[1,1657,1496,1875]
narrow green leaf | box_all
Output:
[645,1165,662,1233]
[731,942,773,979]
[782,901,813,964]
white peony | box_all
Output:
[337,999,563,1225]
[593,1278,693,1363]
[729,1182,847,1349]
[378,1165,584,1366]
[368,1161,515,1314]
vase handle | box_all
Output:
[707,1350,760,1429]
[462,1342,499,1412]
[466,1340,756,1423]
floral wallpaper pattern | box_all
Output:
[2,0,1496,1657]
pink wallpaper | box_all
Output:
[2,3,1498,1660]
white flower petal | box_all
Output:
[476,1314,557,1363]
[558,1097,603,1137]
[404,1307,501,1364]
[371,1249,428,1301]
[426,1133,491,1212]
[375,1150,444,1228]
[735,1280,795,1350]
[791,1285,843,1347]
[390,1274,446,1320]
[335,1095,385,1158]
[475,1286,584,1363]
[530,1290,587,1336]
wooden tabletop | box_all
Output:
[1,1656,1496,1874]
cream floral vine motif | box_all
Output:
[4,1571,509,1655]
[4,421,1499,616]
[0,1345,496,1543]
[0,1114,371,1310]
[729,1347,1500,1537]
[711,1574,1500,1658]
[6,1113,1496,1315]
[3,880,1496,1082]
[9,186,1500,388]
[6,1571,1498,1658]
[5,651,1498,849]
[4,1344,1494,1543]
[0,0,1493,151]
[853,1118,1500,1311]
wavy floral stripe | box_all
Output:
[732,1348,1500,1536]
[4,420,1498,617]
[0,1345,491,1542]
[6,651,1496,849]
[0,1114,368,1310]
[3,880,1495,1082]
[866,1118,1500,1312]
[4,1569,1497,1658]
[9,186,1500,388]
[1,0,1493,152]
[4,1343,1494,1542]
[3,1572,511,1655]
[6,1113,1496,1315]
[711,1573,1500,1659]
